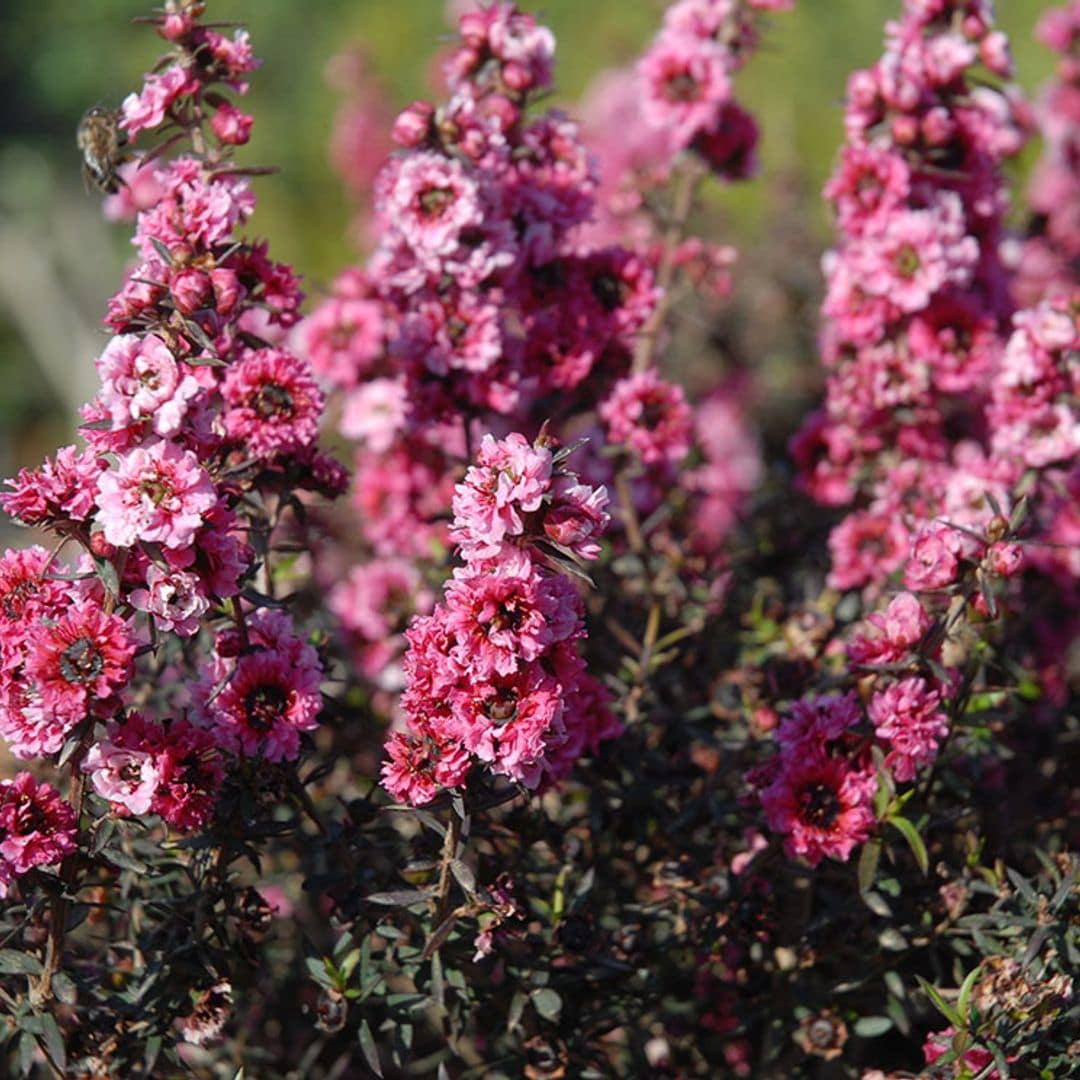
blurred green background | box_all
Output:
[0,0,1055,497]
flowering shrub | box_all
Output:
[0,0,1077,1076]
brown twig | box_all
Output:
[31,735,92,1009]
[434,812,463,927]
[632,157,707,374]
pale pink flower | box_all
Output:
[96,333,200,436]
[84,738,161,816]
[95,439,216,550]
[129,565,209,636]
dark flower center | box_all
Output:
[800,782,841,828]
[244,684,288,731]
[664,71,700,103]
[119,761,144,785]
[486,687,519,724]
[60,636,105,685]
[894,244,921,279]
[419,186,455,218]
[140,472,174,506]
[253,382,295,421]
[591,272,623,312]
[13,796,48,835]
[2,580,36,620]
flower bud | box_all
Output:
[391,101,434,148]
[210,267,243,316]
[210,102,254,146]
[170,268,211,315]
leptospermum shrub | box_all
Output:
[0,0,1077,1076]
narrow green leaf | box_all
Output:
[917,976,963,1029]
[858,838,881,895]
[956,966,981,1022]
[39,1014,66,1074]
[358,1019,383,1078]
[889,815,929,875]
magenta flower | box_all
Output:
[600,369,693,466]
[201,649,322,763]
[26,601,134,725]
[96,439,216,550]
[0,547,69,667]
[1,445,105,528]
[443,563,581,679]
[381,719,472,806]
[221,347,325,459]
[761,754,877,868]
[776,694,862,760]
[0,773,78,897]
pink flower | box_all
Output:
[446,662,566,787]
[96,333,200,436]
[904,523,963,591]
[450,433,553,558]
[827,510,911,591]
[95,439,216,550]
[761,754,877,867]
[868,677,948,782]
[824,145,910,233]
[129,565,209,636]
[600,369,693,466]
[296,295,385,388]
[25,601,134,725]
[638,31,732,148]
[543,477,610,561]
[443,563,581,679]
[851,194,978,314]
[2,445,104,527]
[210,102,253,145]
[0,682,65,759]
[381,719,472,805]
[84,735,161,816]
[386,152,484,260]
[221,348,325,458]
[102,160,167,223]
[776,694,862,759]
[0,547,70,666]
[0,773,78,896]
[339,378,408,452]
[120,65,195,138]
[200,647,322,763]
[848,592,931,666]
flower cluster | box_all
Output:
[793,0,1030,592]
[382,433,618,804]
[1015,2,1080,304]
[757,591,956,865]
[0,6,339,851]
[581,0,791,239]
